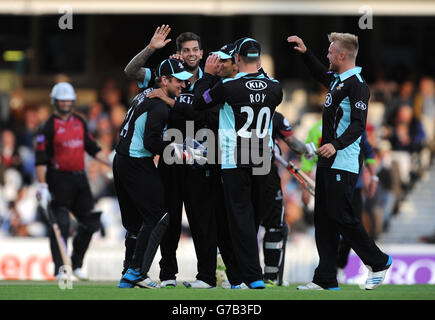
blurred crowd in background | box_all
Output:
[1,72,435,245]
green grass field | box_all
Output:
[1,281,434,300]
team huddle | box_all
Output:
[35,24,392,291]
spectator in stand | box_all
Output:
[125,80,141,105]
[370,70,396,106]
[383,80,415,127]
[388,104,425,192]
[99,78,125,114]
[389,104,425,154]
[109,104,126,138]
[6,200,29,237]
[36,104,52,127]
[374,140,398,231]
[87,101,107,136]
[16,109,40,184]
[1,130,25,190]
[414,77,435,153]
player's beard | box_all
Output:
[328,61,338,72]
[167,87,181,99]
[184,60,199,72]
[55,104,73,115]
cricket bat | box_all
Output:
[41,205,72,269]
[274,152,316,196]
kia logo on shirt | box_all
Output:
[245,80,267,91]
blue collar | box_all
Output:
[188,67,203,92]
[334,66,362,81]
[234,72,248,79]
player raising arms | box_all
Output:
[287,33,391,290]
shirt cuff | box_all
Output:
[330,140,342,151]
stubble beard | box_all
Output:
[184,60,199,72]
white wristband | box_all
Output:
[371,175,379,182]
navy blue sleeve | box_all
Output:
[193,75,226,110]
[34,118,53,166]
[302,49,335,88]
[143,102,168,155]
[361,131,374,160]
[77,115,102,157]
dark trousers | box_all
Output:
[261,163,285,228]
[113,154,166,270]
[158,161,217,286]
[313,167,389,288]
[46,170,95,275]
[261,162,287,281]
[337,187,363,269]
[213,168,243,285]
[220,167,268,284]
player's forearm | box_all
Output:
[193,74,219,103]
[193,88,217,110]
[365,162,377,177]
[124,45,155,80]
[35,165,47,183]
[94,150,111,167]
[284,135,307,155]
[330,119,365,151]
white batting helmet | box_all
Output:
[50,82,76,105]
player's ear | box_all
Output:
[235,53,240,64]
[161,76,169,86]
[340,50,346,61]
[199,49,204,59]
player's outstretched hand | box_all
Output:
[149,24,172,50]
[287,35,307,54]
[204,53,221,76]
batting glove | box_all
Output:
[304,142,317,160]
[36,182,51,210]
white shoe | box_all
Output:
[297,282,324,290]
[135,277,160,289]
[231,282,249,289]
[337,268,346,284]
[160,279,177,288]
[221,280,231,289]
[365,256,393,290]
[73,268,89,281]
[183,279,215,289]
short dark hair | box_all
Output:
[176,32,202,52]
[239,55,259,64]
[155,75,173,87]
